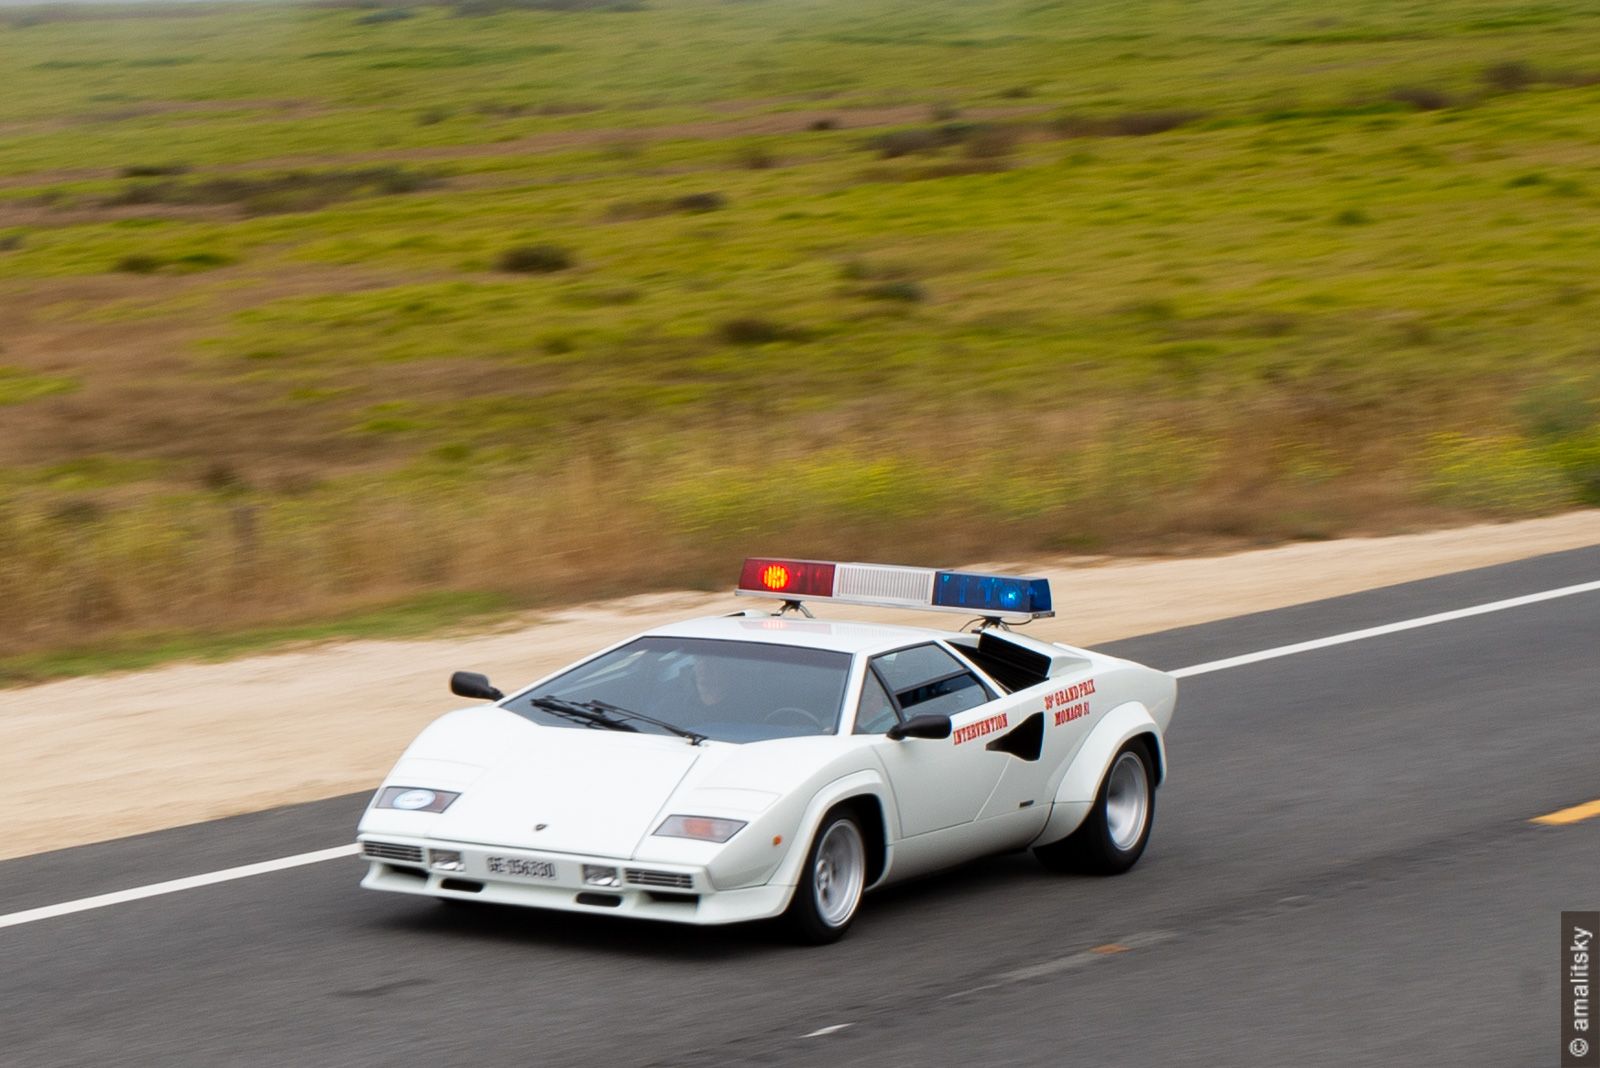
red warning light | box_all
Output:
[738,558,836,599]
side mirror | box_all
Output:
[450,670,504,702]
[887,713,953,741]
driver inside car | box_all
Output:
[670,651,824,737]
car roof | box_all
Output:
[641,613,960,655]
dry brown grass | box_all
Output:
[0,391,1479,660]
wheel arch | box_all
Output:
[770,770,893,892]
[829,794,890,890]
[1034,701,1164,846]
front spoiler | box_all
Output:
[357,835,794,925]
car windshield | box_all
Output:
[506,637,853,743]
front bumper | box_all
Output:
[357,835,794,925]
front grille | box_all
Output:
[363,841,424,864]
[625,868,693,889]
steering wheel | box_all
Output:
[762,705,830,732]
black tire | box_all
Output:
[783,811,868,945]
[1034,739,1155,875]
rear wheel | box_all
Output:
[784,812,867,944]
[1034,740,1155,875]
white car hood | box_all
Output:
[408,712,704,858]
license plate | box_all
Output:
[485,856,557,880]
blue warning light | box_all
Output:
[930,571,1052,616]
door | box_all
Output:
[860,643,1009,839]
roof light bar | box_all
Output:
[737,558,835,599]
[736,558,1053,619]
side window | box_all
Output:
[870,643,991,721]
[853,672,899,735]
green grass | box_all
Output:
[0,366,78,405]
[2,0,1600,665]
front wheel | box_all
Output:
[783,812,867,944]
[1034,740,1155,875]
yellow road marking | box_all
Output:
[1532,798,1600,826]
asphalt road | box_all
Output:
[3,546,1597,1068]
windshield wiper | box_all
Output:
[529,696,639,733]
[579,699,707,746]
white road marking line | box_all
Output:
[1171,579,1600,678]
[5,576,1599,933]
[802,1024,853,1038]
[0,844,359,931]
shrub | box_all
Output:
[1110,109,1202,135]
[47,499,106,526]
[111,250,232,274]
[1482,61,1536,92]
[101,166,440,215]
[963,124,1021,159]
[737,144,776,170]
[1119,298,1178,321]
[860,280,926,303]
[1333,208,1371,226]
[605,192,725,220]
[556,285,640,307]
[1053,110,1203,138]
[356,8,413,23]
[717,317,802,344]
[114,254,162,273]
[864,121,1012,159]
[1387,86,1456,111]
[496,243,574,273]
[808,118,838,132]
[171,251,235,272]
[200,461,247,494]
[118,163,189,178]
[0,232,22,252]
[673,192,726,213]
[452,0,644,14]
[867,128,947,158]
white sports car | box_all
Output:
[357,558,1177,943]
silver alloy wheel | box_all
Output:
[812,820,866,928]
[1104,750,1150,852]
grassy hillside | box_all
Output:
[2,0,1598,670]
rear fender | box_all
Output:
[1035,702,1164,846]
